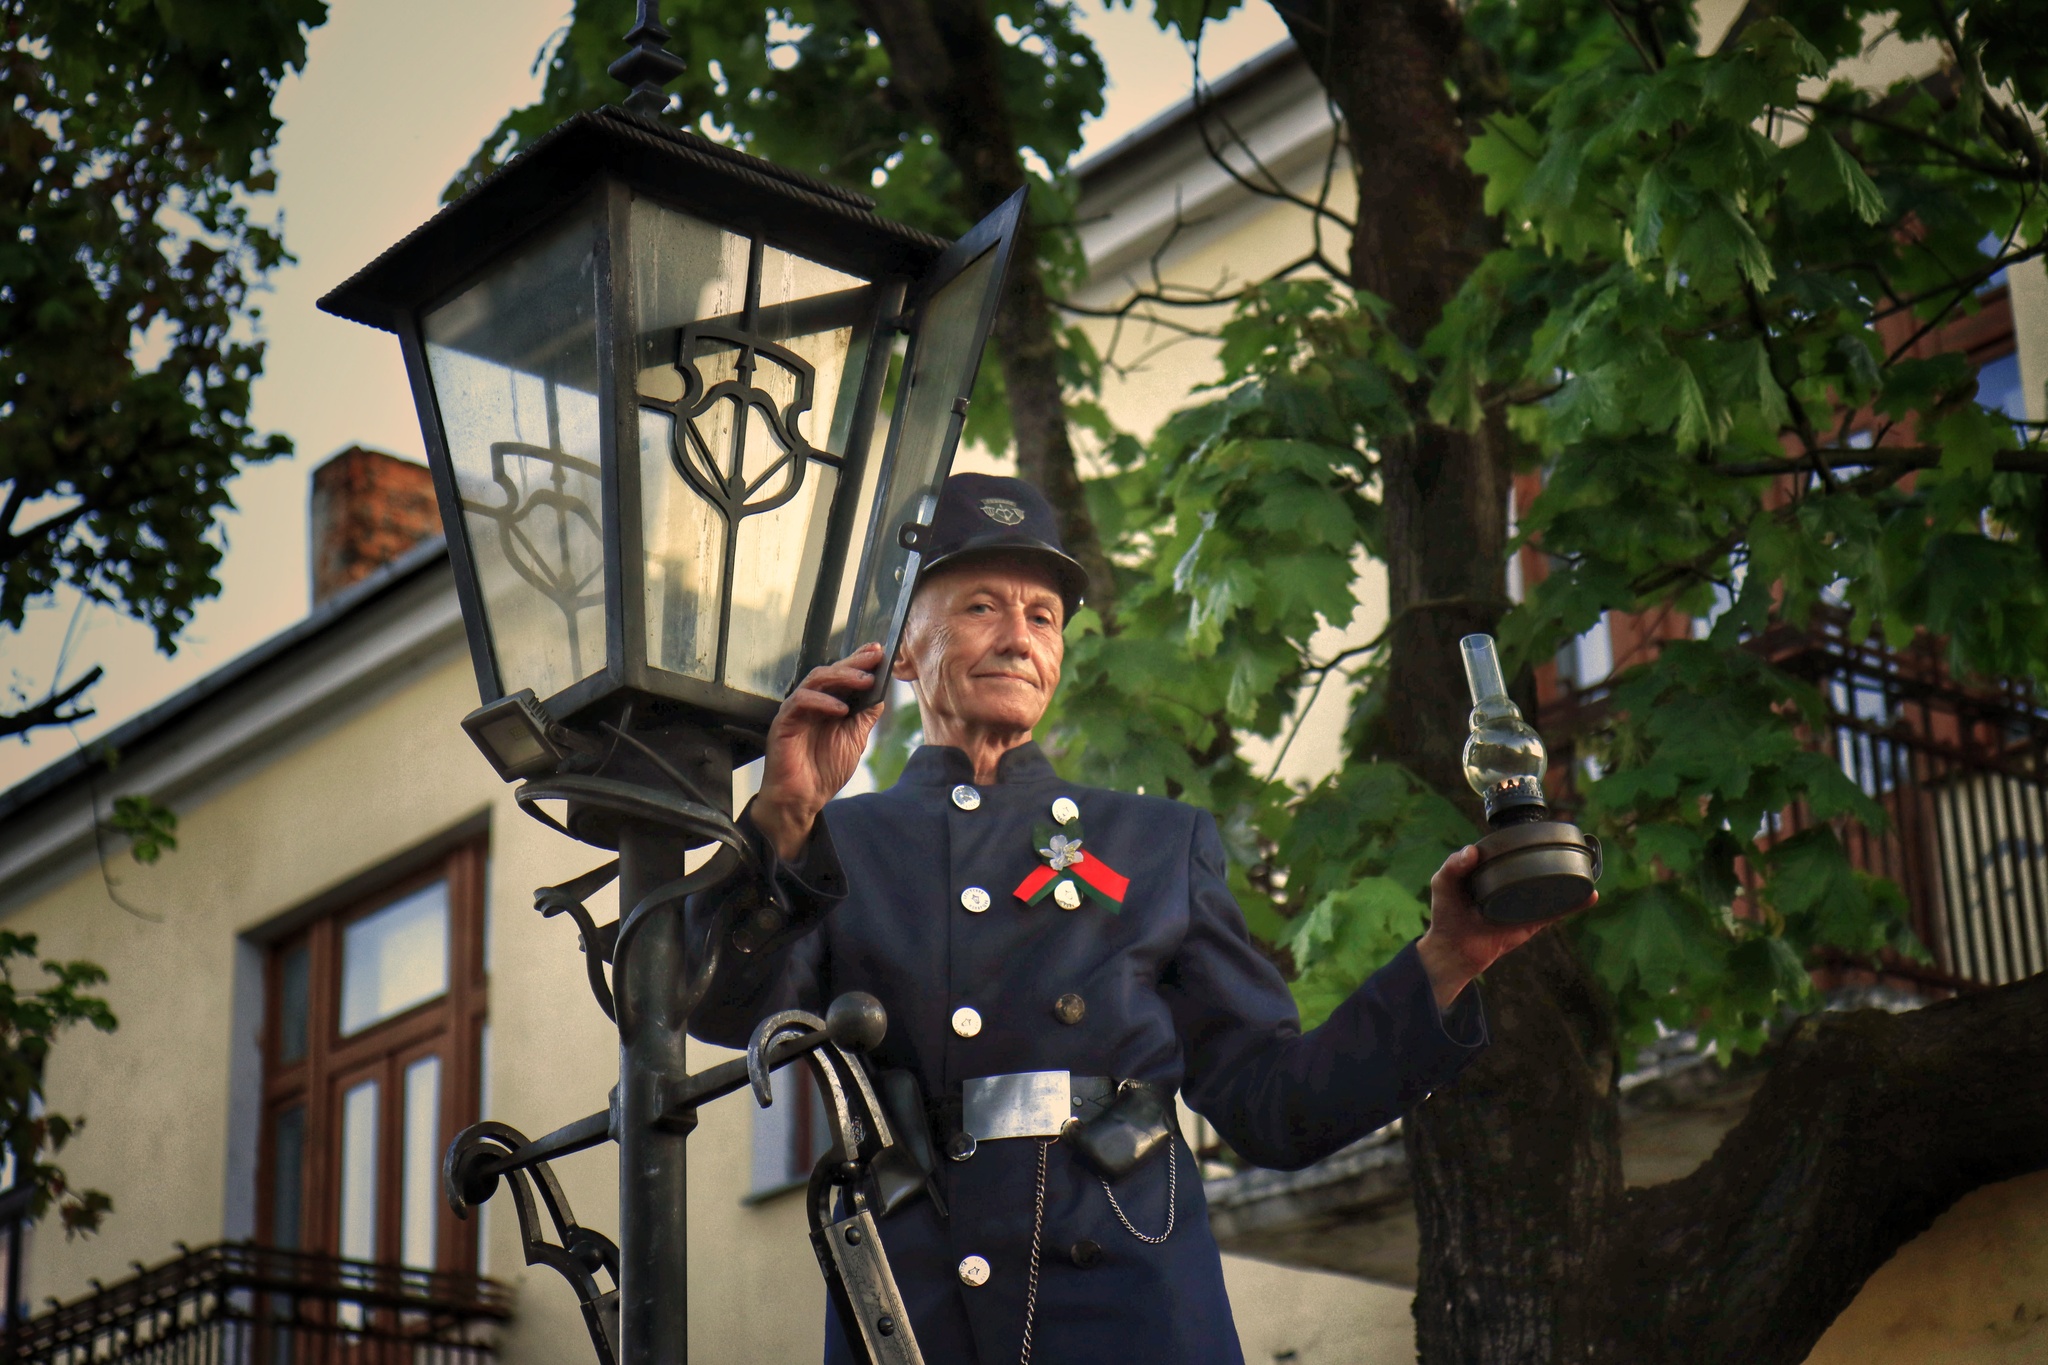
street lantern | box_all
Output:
[320,86,1021,777]
[318,12,1022,1365]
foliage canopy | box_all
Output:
[486,0,2045,1062]
[0,0,320,1231]
[0,0,323,737]
[1072,0,2048,1057]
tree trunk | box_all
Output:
[1269,1,2048,1361]
[1601,969,2048,1364]
[848,0,1117,614]
[1269,0,1508,805]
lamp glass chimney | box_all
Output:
[1460,633,1549,822]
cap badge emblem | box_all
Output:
[979,497,1026,526]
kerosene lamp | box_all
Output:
[1460,634,1602,924]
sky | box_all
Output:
[0,1,1289,793]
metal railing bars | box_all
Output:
[1542,607,2048,991]
[4,1243,511,1365]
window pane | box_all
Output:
[272,1106,305,1250]
[279,946,310,1064]
[340,883,449,1036]
[1979,350,2026,423]
[338,1081,379,1263]
[400,1057,441,1270]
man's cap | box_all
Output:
[916,473,1088,617]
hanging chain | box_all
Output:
[1099,1141,1177,1245]
[1019,1137,1053,1365]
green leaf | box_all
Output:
[1467,114,1542,216]
[1783,129,1885,224]
[106,796,178,866]
[1287,878,1429,1030]
[1577,885,1728,998]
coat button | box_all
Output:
[958,1254,990,1287]
[960,886,991,913]
[1054,993,1086,1025]
[952,1006,983,1038]
[1052,796,1079,825]
[1068,1239,1102,1269]
[951,784,981,811]
[1053,880,1082,911]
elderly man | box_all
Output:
[689,474,1564,1364]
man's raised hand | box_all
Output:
[750,643,887,860]
[1414,844,1597,1010]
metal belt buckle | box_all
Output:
[963,1071,1072,1142]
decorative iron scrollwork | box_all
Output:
[460,435,605,675]
[535,860,622,1020]
[646,321,830,526]
[746,1001,927,1364]
[446,1120,622,1365]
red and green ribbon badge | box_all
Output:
[1012,812,1129,911]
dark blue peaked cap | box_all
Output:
[917,472,1089,616]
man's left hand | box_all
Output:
[1415,845,1596,1011]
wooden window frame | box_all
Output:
[256,839,489,1274]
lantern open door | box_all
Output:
[837,191,1025,710]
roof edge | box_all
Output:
[0,538,453,829]
[1073,39,1303,187]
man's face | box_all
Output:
[892,557,1066,737]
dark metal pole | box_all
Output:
[615,816,696,1365]
[587,719,731,1365]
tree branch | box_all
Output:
[848,0,1117,615]
[1185,24,1357,235]
[1610,972,2048,1364]
[1708,447,2048,479]
[0,666,103,742]
[1798,99,2041,183]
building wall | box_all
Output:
[2,645,821,1364]
[1807,1171,2048,1364]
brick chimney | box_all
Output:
[309,446,441,606]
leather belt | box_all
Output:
[960,1070,1116,1147]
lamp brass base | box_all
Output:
[1470,820,1602,925]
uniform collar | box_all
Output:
[898,741,1059,787]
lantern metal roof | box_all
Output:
[319,105,950,334]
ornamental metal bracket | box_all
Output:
[446,1119,622,1365]
[746,1003,927,1365]
[536,860,623,1020]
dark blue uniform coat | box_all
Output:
[689,743,1487,1364]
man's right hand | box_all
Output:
[750,643,887,861]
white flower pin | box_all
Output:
[1039,833,1085,871]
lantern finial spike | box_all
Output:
[608,0,687,115]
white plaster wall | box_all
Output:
[2,653,824,1365]
[2007,252,2048,423]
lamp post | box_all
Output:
[318,9,1022,1364]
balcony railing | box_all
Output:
[1544,608,2048,991]
[4,1243,512,1365]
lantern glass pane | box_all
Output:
[423,209,606,705]
[847,243,1001,658]
[631,198,873,700]
[634,205,744,685]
